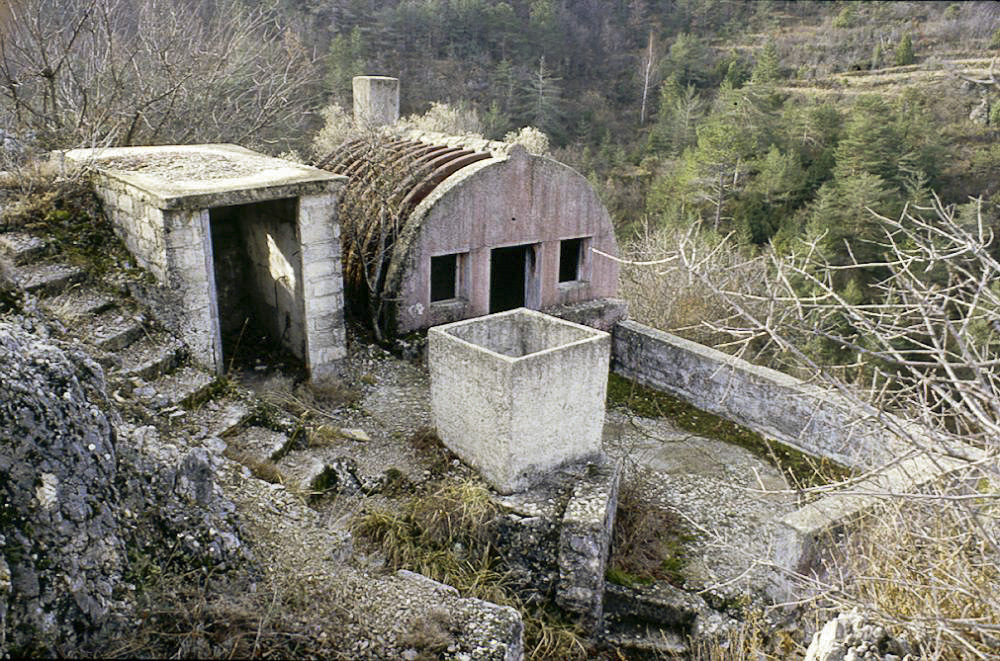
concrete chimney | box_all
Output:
[352,76,400,128]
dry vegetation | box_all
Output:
[618,199,1000,658]
[351,478,590,660]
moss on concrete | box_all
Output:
[607,373,852,488]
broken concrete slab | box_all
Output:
[555,456,620,632]
[184,398,251,440]
[135,365,215,409]
[275,450,329,493]
[227,426,293,464]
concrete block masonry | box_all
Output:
[555,457,620,633]
[428,308,610,494]
[62,144,348,379]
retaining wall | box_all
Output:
[611,320,905,468]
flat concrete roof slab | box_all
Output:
[62,144,346,210]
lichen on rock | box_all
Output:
[0,317,245,656]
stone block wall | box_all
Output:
[93,178,169,282]
[162,207,221,369]
[299,192,347,379]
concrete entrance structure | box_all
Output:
[428,308,610,494]
[62,144,348,379]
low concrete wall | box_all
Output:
[610,320,989,600]
[555,457,620,632]
[611,320,905,468]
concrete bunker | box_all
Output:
[428,308,610,494]
[316,76,624,338]
[62,144,348,379]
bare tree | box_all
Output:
[0,0,322,152]
[638,28,657,126]
[628,201,1000,657]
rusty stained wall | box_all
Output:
[389,149,619,333]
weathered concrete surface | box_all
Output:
[63,144,344,210]
[543,297,628,332]
[612,320,905,468]
[770,450,983,599]
[429,309,609,494]
[386,144,621,333]
[353,76,400,128]
[555,457,620,632]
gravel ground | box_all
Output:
[228,338,801,651]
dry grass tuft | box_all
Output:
[223,448,283,484]
[833,485,1000,658]
[607,471,691,587]
[351,478,591,659]
[92,549,349,659]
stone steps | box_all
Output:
[183,397,252,440]
[114,329,183,379]
[41,286,116,319]
[603,582,701,634]
[275,449,330,493]
[135,366,215,410]
[226,426,293,464]
[7,261,84,295]
[603,621,688,659]
[0,231,48,265]
[77,307,145,352]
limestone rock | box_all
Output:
[0,319,124,654]
[804,609,915,661]
[0,318,245,656]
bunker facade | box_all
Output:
[63,144,348,379]
[317,76,624,337]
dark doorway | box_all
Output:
[490,244,535,313]
[209,198,305,371]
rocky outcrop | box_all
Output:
[805,609,915,661]
[0,317,243,656]
[0,318,124,654]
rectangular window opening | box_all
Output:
[431,253,462,302]
[559,238,584,283]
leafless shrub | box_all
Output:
[629,199,1000,657]
[0,0,321,152]
[617,221,777,359]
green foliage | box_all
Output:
[519,56,563,140]
[662,32,714,88]
[325,27,367,105]
[832,6,853,29]
[990,26,1000,50]
[750,40,781,85]
[894,33,915,66]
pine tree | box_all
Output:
[519,56,563,139]
[894,33,914,66]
